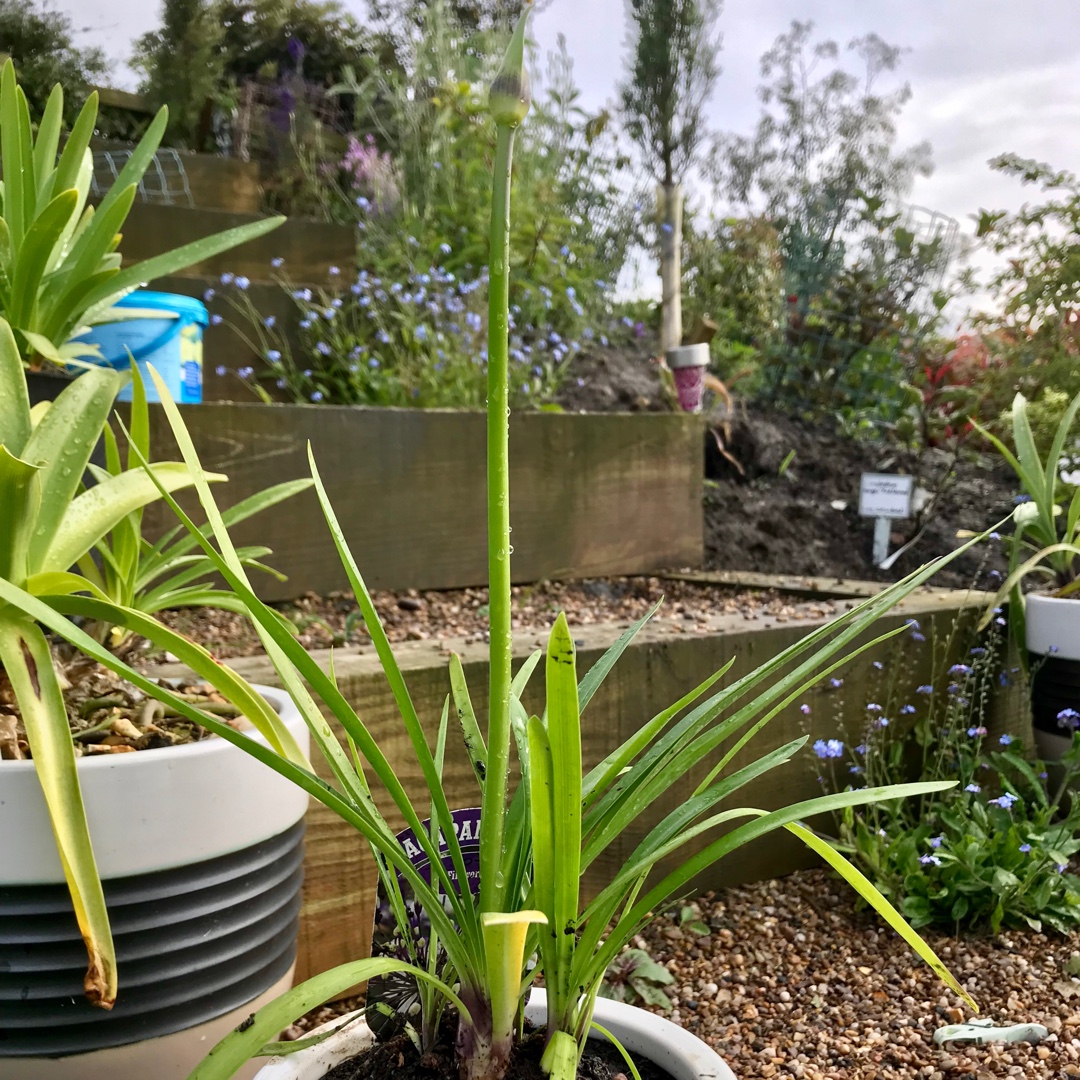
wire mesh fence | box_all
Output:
[90,149,194,207]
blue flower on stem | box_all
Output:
[812,738,844,759]
[238,366,254,379]
[999,734,1013,746]
[919,854,941,867]
[916,685,933,694]
[989,792,1018,810]
[311,390,324,402]
[316,342,332,356]
[965,783,981,793]
[929,836,944,849]
[1019,843,1032,853]
[799,703,811,715]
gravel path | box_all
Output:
[156,577,837,659]
[641,869,1080,1079]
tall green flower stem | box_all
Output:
[474,7,533,1077]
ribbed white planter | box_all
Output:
[1025,594,1080,762]
[0,685,310,1080]
[254,987,736,1080]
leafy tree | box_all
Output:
[132,0,224,148]
[618,0,722,352]
[715,20,933,299]
[133,0,377,148]
[0,0,106,124]
[213,0,373,87]
[969,155,1080,432]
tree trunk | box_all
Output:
[657,181,684,355]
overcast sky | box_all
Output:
[69,0,1080,313]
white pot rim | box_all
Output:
[1,683,310,882]
[665,343,711,370]
[1025,591,1080,661]
[254,987,735,1080]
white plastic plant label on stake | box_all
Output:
[859,473,914,568]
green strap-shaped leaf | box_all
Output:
[37,462,223,576]
[32,84,64,206]
[186,957,468,1080]
[75,215,285,317]
[0,444,40,585]
[0,614,115,1006]
[544,613,583,1026]
[21,366,120,559]
[450,653,488,789]
[0,316,31,453]
[47,92,98,200]
[9,188,79,326]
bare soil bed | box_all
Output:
[555,344,1015,590]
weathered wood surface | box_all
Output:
[156,589,1028,984]
[121,203,353,284]
[138,404,704,597]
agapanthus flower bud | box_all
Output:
[489,4,532,127]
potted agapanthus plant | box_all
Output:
[976,390,1080,762]
[0,59,323,1075]
[2,7,987,1079]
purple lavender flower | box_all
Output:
[929,836,943,849]
[949,664,972,676]
[799,703,811,715]
[215,365,226,376]
[866,703,882,712]
[829,678,843,689]
[900,704,916,715]
[967,726,987,737]
[271,257,284,269]
[917,685,933,694]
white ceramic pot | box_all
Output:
[254,987,736,1080]
[0,685,310,1080]
[665,343,710,414]
[1025,593,1080,761]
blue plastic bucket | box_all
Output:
[80,290,208,403]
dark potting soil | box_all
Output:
[320,1020,673,1080]
[555,345,1016,590]
[701,407,1016,589]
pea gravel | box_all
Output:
[638,869,1080,1079]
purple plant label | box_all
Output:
[366,808,482,1038]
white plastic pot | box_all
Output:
[0,685,310,1080]
[254,987,736,1080]
[1025,593,1080,762]
[665,343,710,414]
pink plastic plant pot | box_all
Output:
[666,344,710,413]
